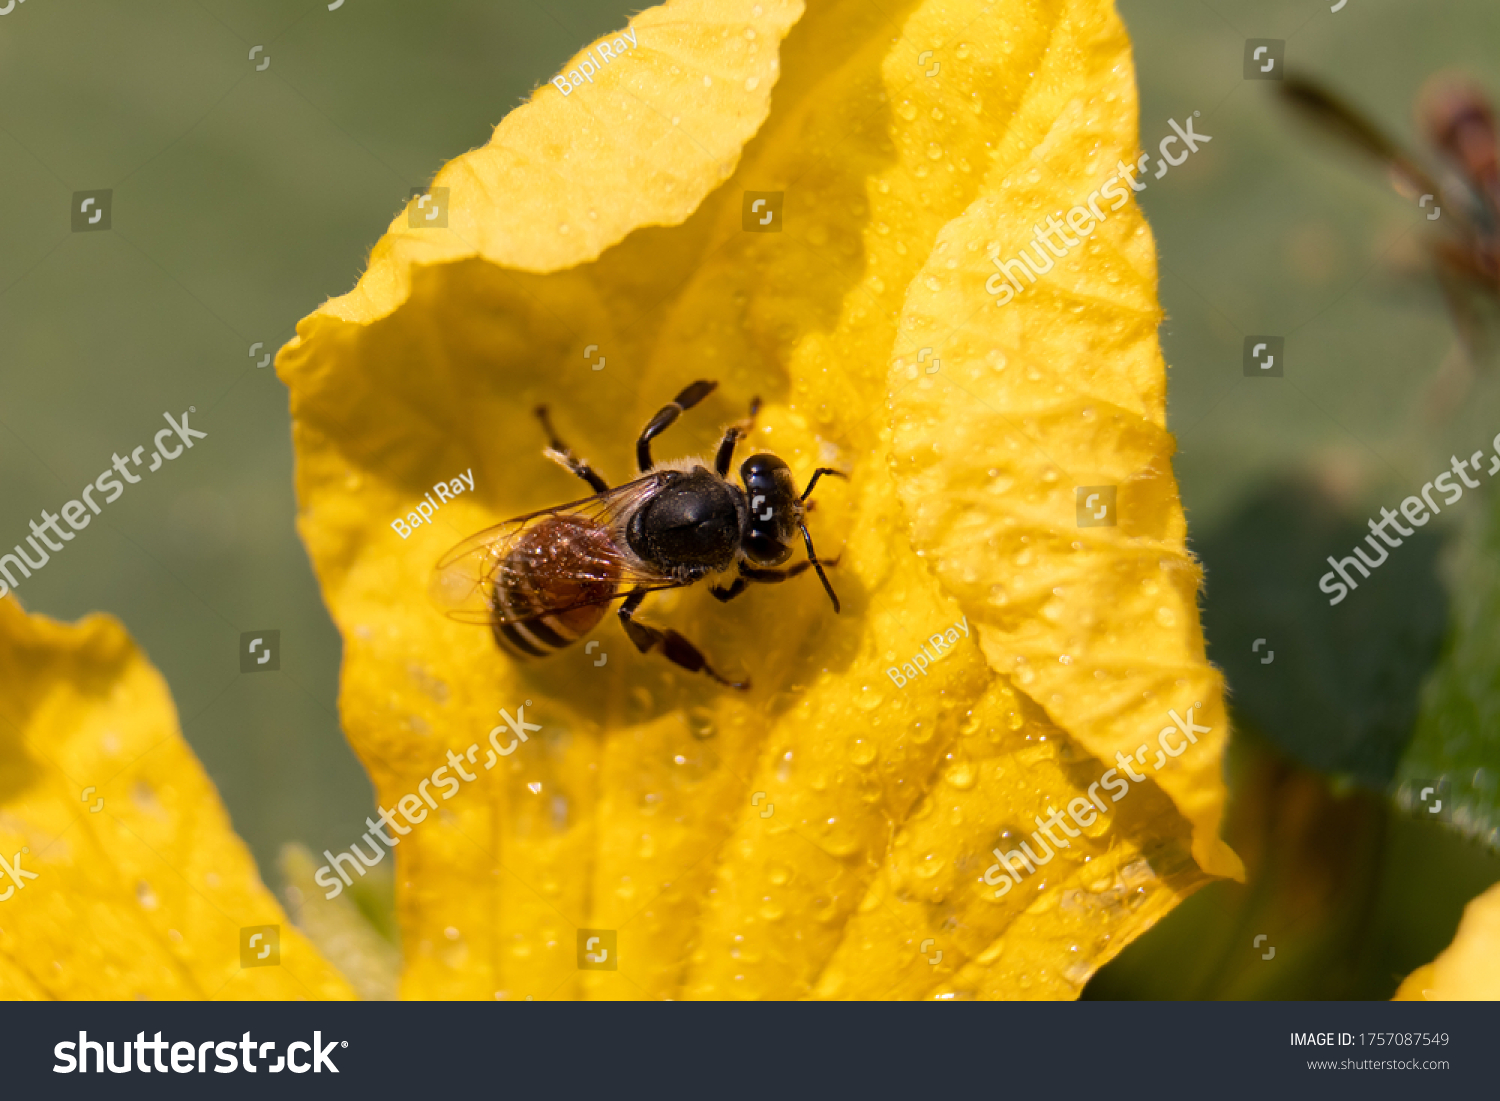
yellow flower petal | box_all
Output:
[1393,880,1500,1000]
[886,7,1242,882]
[0,599,353,1000]
[280,0,1236,999]
[324,0,804,327]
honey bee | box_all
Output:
[1278,71,1500,357]
[430,380,845,689]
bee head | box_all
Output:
[738,453,801,566]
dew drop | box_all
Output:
[1063,960,1093,986]
[776,751,793,782]
[943,758,976,790]
[685,707,715,741]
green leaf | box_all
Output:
[1398,495,1500,851]
[1198,477,1447,788]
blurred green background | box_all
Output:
[1,0,1497,998]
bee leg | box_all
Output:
[535,405,609,493]
[637,379,718,472]
[738,555,841,584]
[710,577,749,603]
[713,396,762,477]
[618,589,749,689]
[798,523,842,614]
[713,553,841,600]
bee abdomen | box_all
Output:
[492,607,608,658]
[490,516,620,659]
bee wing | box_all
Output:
[1278,73,1473,224]
[428,473,684,626]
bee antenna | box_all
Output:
[799,522,841,614]
[800,466,848,502]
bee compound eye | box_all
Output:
[745,532,783,563]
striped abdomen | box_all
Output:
[490,515,621,658]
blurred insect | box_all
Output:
[1277,72,1500,369]
[430,380,845,690]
